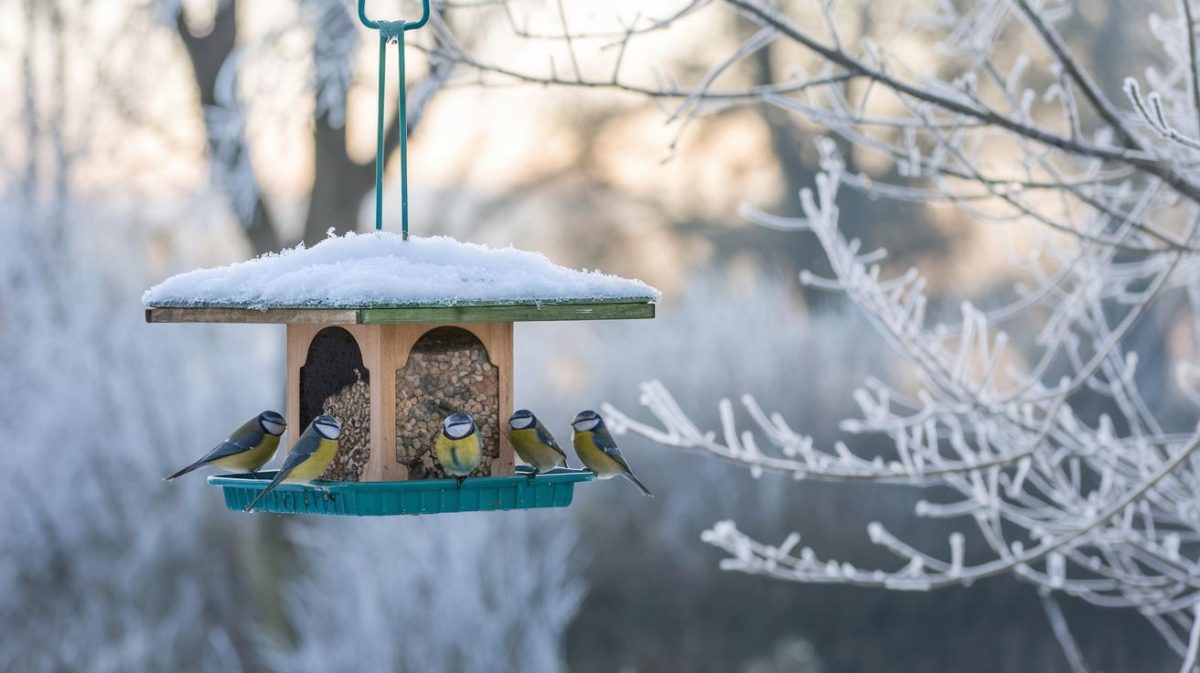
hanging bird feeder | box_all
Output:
[144,0,657,516]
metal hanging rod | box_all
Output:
[358,0,431,240]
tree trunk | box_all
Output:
[301,111,384,245]
[177,0,279,255]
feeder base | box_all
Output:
[207,466,594,516]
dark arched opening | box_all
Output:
[300,326,370,481]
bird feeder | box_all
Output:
[144,235,657,515]
[144,0,656,515]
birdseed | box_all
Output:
[319,370,370,482]
[395,327,500,479]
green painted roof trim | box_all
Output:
[357,301,654,323]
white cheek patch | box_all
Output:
[316,422,342,440]
[574,418,600,432]
[446,423,473,439]
[510,416,534,429]
[262,420,286,436]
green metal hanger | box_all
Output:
[358,0,431,240]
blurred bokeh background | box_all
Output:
[0,0,1176,670]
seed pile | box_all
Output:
[319,369,370,482]
[395,327,500,479]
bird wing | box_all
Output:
[167,419,262,479]
[594,426,651,496]
[244,431,319,512]
[592,426,635,473]
[201,419,262,462]
[199,438,255,463]
[275,433,320,480]
[535,422,568,459]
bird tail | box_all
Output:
[244,471,287,512]
[164,458,206,481]
[623,472,654,498]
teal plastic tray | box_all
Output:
[207,466,595,516]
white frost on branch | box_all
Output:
[457,0,1200,663]
[607,162,1200,650]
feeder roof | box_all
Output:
[143,233,659,324]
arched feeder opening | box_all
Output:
[300,326,370,481]
[396,326,500,479]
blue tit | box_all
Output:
[244,415,341,512]
[572,410,653,497]
[435,412,483,484]
[166,410,285,480]
[509,409,568,475]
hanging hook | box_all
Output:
[357,0,430,32]
[358,0,431,240]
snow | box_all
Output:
[142,232,660,308]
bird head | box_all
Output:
[571,410,603,432]
[313,415,342,440]
[509,409,536,430]
[443,412,476,439]
[258,411,286,436]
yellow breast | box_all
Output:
[213,434,280,472]
[573,431,624,476]
[436,433,482,476]
[284,438,339,482]
[511,428,566,470]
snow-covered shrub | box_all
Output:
[261,512,583,673]
[0,196,278,672]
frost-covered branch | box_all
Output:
[437,0,1200,252]
[435,0,1200,666]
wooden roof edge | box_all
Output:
[145,300,656,325]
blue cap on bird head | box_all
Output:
[258,411,286,436]
[313,415,342,440]
[509,409,535,430]
[572,410,602,432]
[443,412,475,439]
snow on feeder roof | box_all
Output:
[144,233,659,324]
